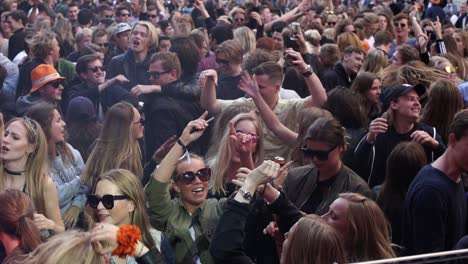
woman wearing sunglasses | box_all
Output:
[206,112,264,198]
[145,112,227,264]
[82,102,144,190]
[88,169,174,264]
[27,103,87,229]
[282,117,373,215]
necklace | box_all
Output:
[4,167,25,175]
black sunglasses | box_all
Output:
[47,81,63,89]
[88,66,105,73]
[105,15,113,19]
[96,43,110,48]
[147,70,170,79]
[216,58,230,65]
[394,23,406,28]
[327,21,337,26]
[119,13,130,17]
[134,117,145,126]
[174,167,211,185]
[87,194,128,209]
[301,145,336,161]
[149,14,158,18]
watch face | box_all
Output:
[242,191,252,200]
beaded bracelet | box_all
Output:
[112,224,142,258]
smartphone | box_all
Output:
[290,22,301,41]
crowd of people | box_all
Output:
[0,0,468,263]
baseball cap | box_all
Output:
[30,64,65,94]
[381,83,426,111]
[113,22,132,36]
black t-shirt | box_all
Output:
[216,73,243,100]
[301,174,337,214]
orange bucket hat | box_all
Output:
[30,64,65,94]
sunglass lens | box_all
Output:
[87,195,100,209]
[101,195,115,209]
[180,172,196,184]
[197,168,211,181]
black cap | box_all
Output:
[381,83,426,111]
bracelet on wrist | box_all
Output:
[112,224,142,258]
[177,139,187,149]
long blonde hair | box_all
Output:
[1,118,49,215]
[82,102,143,189]
[282,215,347,264]
[24,230,104,264]
[207,113,264,195]
[93,169,155,249]
[339,193,395,261]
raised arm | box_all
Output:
[284,47,327,108]
[239,71,298,146]
[153,112,210,183]
[200,69,222,114]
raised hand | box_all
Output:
[367,117,388,144]
[239,71,261,99]
[180,111,209,145]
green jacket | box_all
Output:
[145,178,227,264]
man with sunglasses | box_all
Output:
[16,64,65,115]
[16,30,75,110]
[143,52,208,162]
[214,40,244,100]
[69,54,137,117]
[389,13,417,57]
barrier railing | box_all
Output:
[354,249,468,264]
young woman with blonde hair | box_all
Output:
[88,169,173,264]
[325,192,396,261]
[207,112,264,198]
[82,102,144,189]
[1,117,64,234]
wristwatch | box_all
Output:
[238,188,253,202]
[302,64,314,78]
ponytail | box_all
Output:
[17,215,42,253]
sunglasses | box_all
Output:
[88,66,105,73]
[235,130,258,143]
[445,66,457,74]
[147,70,170,79]
[134,117,145,125]
[105,15,113,19]
[394,23,406,28]
[149,14,158,18]
[119,13,130,17]
[47,81,63,89]
[174,167,211,185]
[327,21,336,26]
[216,58,230,65]
[301,145,336,161]
[234,18,244,22]
[87,194,128,209]
[96,43,110,48]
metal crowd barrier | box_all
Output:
[355,249,468,264]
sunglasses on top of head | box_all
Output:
[301,145,336,161]
[87,194,129,209]
[174,167,211,185]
